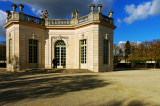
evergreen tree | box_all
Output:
[125,41,131,63]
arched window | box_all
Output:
[55,40,66,68]
[55,40,66,46]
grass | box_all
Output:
[0,69,160,106]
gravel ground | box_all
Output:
[0,69,160,106]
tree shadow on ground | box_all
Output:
[100,99,151,106]
[113,67,149,71]
[0,72,110,105]
[0,68,93,81]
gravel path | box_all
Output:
[0,69,160,106]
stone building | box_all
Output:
[4,4,116,72]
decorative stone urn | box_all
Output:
[19,4,24,12]
[97,4,102,12]
[108,10,114,18]
[11,4,17,12]
[90,4,95,12]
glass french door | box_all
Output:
[29,39,38,68]
[80,39,87,69]
[55,40,66,68]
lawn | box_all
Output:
[0,69,160,106]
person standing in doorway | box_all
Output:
[52,57,58,68]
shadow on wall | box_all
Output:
[0,73,110,105]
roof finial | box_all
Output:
[11,4,17,12]
[108,10,114,18]
[97,4,102,12]
[19,4,24,12]
[90,4,95,12]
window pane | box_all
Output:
[81,39,87,64]
[9,39,12,63]
[104,40,108,64]
[55,40,66,66]
[29,40,38,63]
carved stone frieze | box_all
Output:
[52,35,69,46]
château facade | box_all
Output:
[4,4,116,72]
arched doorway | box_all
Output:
[55,40,66,68]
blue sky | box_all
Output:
[0,0,160,44]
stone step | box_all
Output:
[25,68,93,73]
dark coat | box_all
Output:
[52,58,58,64]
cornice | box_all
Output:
[4,20,116,30]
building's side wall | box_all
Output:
[99,25,114,72]
[6,24,20,72]
[19,24,46,70]
[75,24,99,72]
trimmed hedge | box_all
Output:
[115,63,160,68]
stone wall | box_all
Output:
[6,24,20,72]
[19,23,46,70]
[99,25,113,72]
[6,22,47,71]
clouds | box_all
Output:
[0,10,6,38]
[117,18,122,26]
[31,8,41,16]
[118,41,141,48]
[1,0,114,18]
[124,0,160,24]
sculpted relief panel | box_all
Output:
[52,35,69,46]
